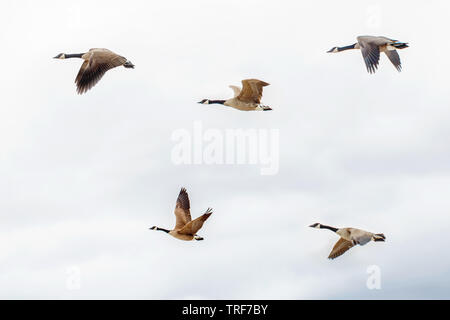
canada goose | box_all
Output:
[198,79,272,111]
[149,188,213,241]
[327,36,409,73]
[309,223,386,259]
[54,48,134,94]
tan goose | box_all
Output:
[149,188,213,241]
[327,36,409,73]
[198,79,272,111]
[309,223,386,259]
[54,48,134,94]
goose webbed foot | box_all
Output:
[260,105,272,111]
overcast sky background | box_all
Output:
[1,0,450,299]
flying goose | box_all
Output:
[198,79,272,111]
[54,48,134,94]
[149,188,213,241]
[327,36,409,73]
[309,223,386,259]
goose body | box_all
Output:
[149,188,213,241]
[328,35,409,73]
[309,223,385,259]
[54,48,134,94]
[199,79,272,111]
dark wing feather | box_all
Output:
[174,187,192,230]
[75,61,109,94]
[359,41,380,74]
[385,50,402,72]
[75,51,127,94]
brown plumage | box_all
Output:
[198,78,272,111]
[328,238,354,260]
[54,48,134,94]
[237,79,270,104]
[174,187,191,230]
[310,223,386,260]
[150,188,213,241]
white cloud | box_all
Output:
[0,0,449,299]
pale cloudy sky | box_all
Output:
[1,0,450,299]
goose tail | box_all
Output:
[373,233,386,242]
[392,42,409,49]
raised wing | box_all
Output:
[177,208,212,235]
[237,79,269,104]
[174,187,192,230]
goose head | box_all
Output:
[124,60,135,69]
[198,99,210,104]
[53,53,66,59]
[309,223,321,228]
[327,47,339,53]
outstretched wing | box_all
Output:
[174,187,192,230]
[328,238,354,259]
[177,208,212,235]
[237,79,269,104]
[384,49,402,72]
[358,40,380,74]
[75,49,127,94]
